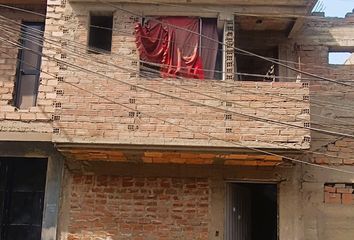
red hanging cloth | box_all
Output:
[135,17,204,79]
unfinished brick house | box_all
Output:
[0,0,354,239]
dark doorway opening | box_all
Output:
[226,183,278,240]
[0,157,47,240]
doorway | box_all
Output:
[225,183,278,240]
[0,157,47,240]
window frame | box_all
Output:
[328,51,353,65]
[87,12,114,54]
[0,157,47,240]
[14,22,44,109]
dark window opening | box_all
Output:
[88,14,113,53]
[236,46,278,81]
[0,157,47,240]
[226,183,278,240]
[235,29,282,81]
[14,22,44,109]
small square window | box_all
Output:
[88,13,113,53]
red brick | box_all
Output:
[324,186,336,193]
[336,187,353,194]
[324,192,341,204]
[68,175,209,239]
[342,193,354,205]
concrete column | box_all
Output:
[41,155,64,240]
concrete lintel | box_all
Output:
[0,132,52,142]
[55,142,304,155]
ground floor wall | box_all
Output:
[301,167,354,240]
[57,160,354,240]
[0,141,64,240]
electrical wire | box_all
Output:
[2,27,354,159]
[3,34,354,143]
[2,23,354,134]
[1,46,353,175]
[99,0,353,87]
[3,20,354,129]
[0,10,353,86]
[0,15,330,82]
[0,3,353,87]
[0,6,354,150]
[2,17,354,116]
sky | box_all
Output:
[320,0,354,17]
[318,0,354,64]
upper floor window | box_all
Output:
[88,13,113,53]
[15,22,44,109]
[328,51,353,65]
[135,17,222,80]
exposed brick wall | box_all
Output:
[313,138,354,165]
[67,175,210,240]
[0,7,54,133]
[324,183,354,205]
[48,2,310,149]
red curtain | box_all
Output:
[135,17,204,79]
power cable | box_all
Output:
[0,3,352,87]
[1,46,353,175]
[2,17,354,115]
[2,35,354,142]
[2,23,354,134]
[99,0,353,87]
[3,20,354,130]
[2,32,354,161]
[0,10,353,86]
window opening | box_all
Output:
[225,183,278,240]
[235,23,284,82]
[14,22,44,109]
[0,157,47,240]
[88,13,113,53]
[328,52,353,65]
[236,45,278,81]
[136,17,222,80]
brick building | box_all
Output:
[0,0,354,239]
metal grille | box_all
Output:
[0,158,47,240]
